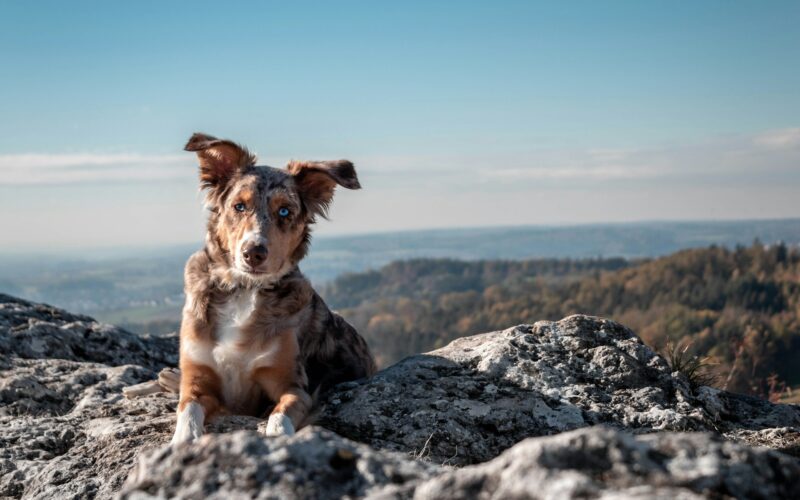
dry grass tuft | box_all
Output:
[663,341,718,389]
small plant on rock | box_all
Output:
[663,341,718,389]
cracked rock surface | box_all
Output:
[409,426,800,500]
[321,316,800,465]
[1,293,798,499]
[121,425,800,500]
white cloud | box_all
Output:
[754,127,800,149]
[490,165,661,180]
[0,153,191,185]
[344,127,800,188]
[477,127,800,184]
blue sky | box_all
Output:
[1,1,799,250]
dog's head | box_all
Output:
[185,133,360,286]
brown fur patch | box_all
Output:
[178,362,222,419]
[185,133,257,189]
[252,330,310,429]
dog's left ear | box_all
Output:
[288,160,361,220]
[184,133,256,189]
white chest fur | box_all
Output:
[202,289,279,410]
[181,288,283,411]
[215,288,258,350]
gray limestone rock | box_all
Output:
[120,426,800,500]
[320,316,800,465]
[1,294,798,499]
[120,427,438,500]
[0,293,177,372]
[409,426,800,500]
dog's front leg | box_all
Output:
[252,332,311,437]
[263,383,312,436]
[172,362,222,445]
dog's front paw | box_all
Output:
[263,413,295,437]
[171,401,205,446]
[170,427,203,446]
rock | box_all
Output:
[0,293,177,372]
[0,377,170,498]
[410,426,800,500]
[1,294,798,498]
[120,426,800,500]
[0,294,178,498]
[120,427,438,499]
[0,362,262,499]
[320,316,800,464]
[0,357,154,417]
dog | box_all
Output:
[171,133,376,445]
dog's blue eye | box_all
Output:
[278,207,290,218]
[234,203,246,212]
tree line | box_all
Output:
[322,242,800,398]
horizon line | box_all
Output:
[1,216,798,259]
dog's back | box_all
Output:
[298,287,377,395]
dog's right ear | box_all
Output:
[184,133,257,189]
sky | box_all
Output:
[0,1,799,251]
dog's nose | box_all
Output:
[242,244,267,267]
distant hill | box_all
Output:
[323,242,800,399]
[306,218,800,282]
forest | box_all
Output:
[323,242,800,399]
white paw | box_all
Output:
[264,413,295,437]
[171,401,204,446]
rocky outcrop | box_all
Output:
[0,293,177,372]
[321,316,800,464]
[1,294,798,499]
[0,294,178,498]
[411,426,800,500]
[120,426,800,500]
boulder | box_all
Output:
[0,294,178,498]
[120,427,438,499]
[410,426,800,500]
[0,293,177,371]
[321,316,800,464]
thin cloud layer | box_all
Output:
[484,128,800,184]
[754,127,800,149]
[1,127,798,187]
[0,154,189,184]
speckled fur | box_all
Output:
[174,133,375,442]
